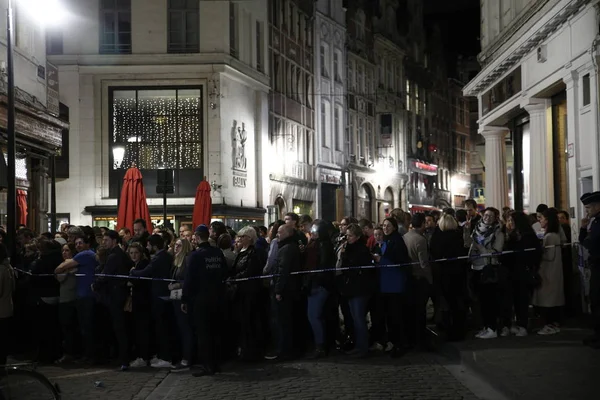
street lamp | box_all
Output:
[5,0,65,256]
[112,145,125,221]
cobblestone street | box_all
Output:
[13,352,483,400]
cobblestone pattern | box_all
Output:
[146,353,481,400]
[35,366,167,400]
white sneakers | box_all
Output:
[151,358,174,368]
[537,324,560,335]
[475,327,498,339]
[514,326,528,337]
[129,358,148,368]
[369,342,384,351]
[499,327,510,337]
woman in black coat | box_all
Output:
[336,224,376,357]
[430,214,469,341]
[230,226,266,361]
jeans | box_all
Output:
[172,300,193,363]
[307,286,329,347]
[348,295,369,353]
[76,297,95,360]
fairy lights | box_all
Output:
[111,88,203,170]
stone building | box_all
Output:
[50,0,269,231]
[464,0,599,227]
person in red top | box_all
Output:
[359,219,377,250]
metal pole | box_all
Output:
[163,189,167,229]
[6,0,17,257]
[50,153,57,233]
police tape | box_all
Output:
[13,242,582,284]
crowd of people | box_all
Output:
[0,192,599,377]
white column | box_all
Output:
[563,71,581,225]
[524,99,552,211]
[481,126,509,209]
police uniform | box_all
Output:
[579,192,600,346]
[182,225,229,375]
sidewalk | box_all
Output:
[441,322,599,400]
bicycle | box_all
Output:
[0,363,61,400]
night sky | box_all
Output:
[424,0,480,78]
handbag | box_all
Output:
[169,289,183,300]
[523,265,542,288]
[480,264,499,284]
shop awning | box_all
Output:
[408,205,440,214]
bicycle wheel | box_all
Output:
[0,368,60,400]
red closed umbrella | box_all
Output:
[16,189,27,226]
[192,180,212,228]
[117,166,153,231]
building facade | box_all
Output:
[0,0,67,234]
[448,78,472,209]
[265,0,315,222]
[313,0,347,223]
[464,0,599,229]
[51,0,269,231]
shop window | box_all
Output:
[109,87,203,198]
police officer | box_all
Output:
[579,192,600,349]
[181,224,228,376]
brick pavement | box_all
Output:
[2,362,167,400]
[443,326,600,400]
[144,353,482,400]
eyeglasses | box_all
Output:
[175,243,182,247]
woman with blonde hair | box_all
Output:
[430,214,468,341]
[169,238,193,371]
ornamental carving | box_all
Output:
[231,120,247,171]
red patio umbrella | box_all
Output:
[117,166,153,231]
[16,189,27,226]
[192,179,212,228]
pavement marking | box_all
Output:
[50,370,112,379]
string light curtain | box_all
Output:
[111,88,203,171]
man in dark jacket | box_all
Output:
[271,224,302,360]
[182,224,228,376]
[580,192,600,348]
[101,230,133,370]
[131,234,174,368]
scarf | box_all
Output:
[474,220,496,246]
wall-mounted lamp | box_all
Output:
[211,180,222,192]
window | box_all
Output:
[99,0,131,54]
[387,60,394,90]
[289,3,295,37]
[335,106,342,151]
[405,80,411,112]
[274,54,282,92]
[256,21,263,71]
[583,73,591,106]
[305,17,312,46]
[349,113,355,159]
[356,11,365,41]
[321,102,329,148]
[109,87,203,197]
[358,117,364,160]
[46,27,63,55]
[271,0,279,26]
[305,73,313,108]
[296,67,302,102]
[415,83,420,115]
[297,11,302,42]
[168,0,199,53]
[333,52,340,82]
[230,3,237,58]
[348,60,355,90]
[357,64,364,94]
[320,45,328,77]
[366,120,374,162]
[378,57,385,88]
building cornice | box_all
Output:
[47,53,270,90]
[464,0,592,96]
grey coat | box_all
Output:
[533,232,564,307]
